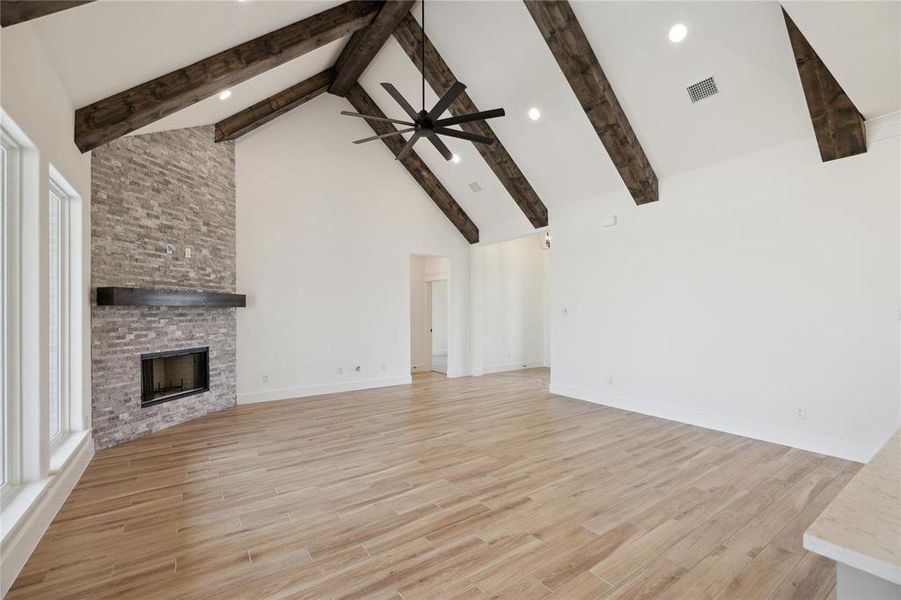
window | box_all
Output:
[1,140,7,490]
[1,125,22,494]
[48,173,71,445]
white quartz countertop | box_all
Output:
[804,429,901,585]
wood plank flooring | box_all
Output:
[9,369,858,599]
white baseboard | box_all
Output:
[549,384,878,463]
[480,360,545,375]
[237,375,412,405]
[1,433,94,596]
[445,369,470,378]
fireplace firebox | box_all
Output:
[141,347,209,407]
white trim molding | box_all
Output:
[238,375,412,405]
[479,360,546,376]
[445,369,471,379]
[1,432,93,596]
[550,384,879,463]
[866,111,900,143]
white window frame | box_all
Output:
[48,168,75,452]
[1,125,23,502]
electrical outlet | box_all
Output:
[381,363,386,371]
[185,247,192,258]
[337,367,344,375]
[795,407,807,420]
[261,374,269,383]
[354,365,362,373]
[608,376,615,386]
[165,243,174,255]
[562,308,570,317]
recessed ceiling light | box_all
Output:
[528,107,541,121]
[218,90,232,100]
[668,23,687,43]
[451,154,461,164]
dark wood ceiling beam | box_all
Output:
[392,14,548,229]
[214,68,335,142]
[74,0,382,153]
[0,0,94,28]
[346,83,479,244]
[523,0,658,206]
[781,9,866,162]
[329,0,414,97]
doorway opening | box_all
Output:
[428,279,448,374]
[410,255,449,376]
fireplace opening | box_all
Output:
[141,347,209,407]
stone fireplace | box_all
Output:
[91,126,237,449]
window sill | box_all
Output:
[0,479,48,540]
[50,430,89,474]
[1,430,90,543]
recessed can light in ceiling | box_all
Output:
[218,90,232,100]
[668,23,687,43]
[528,107,541,121]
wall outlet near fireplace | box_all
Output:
[185,247,192,258]
[261,373,269,383]
[166,243,174,255]
[354,365,361,373]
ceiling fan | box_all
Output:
[341,0,505,161]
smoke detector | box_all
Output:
[687,76,719,103]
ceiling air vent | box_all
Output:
[687,76,719,103]
[468,181,483,193]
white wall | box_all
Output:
[550,124,901,463]
[236,94,473,403]
[1,24,93,595]
[472,234,549,375]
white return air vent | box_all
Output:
[687,76,719,103]
[468,181,483,193]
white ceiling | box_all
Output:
[26,0,901,243]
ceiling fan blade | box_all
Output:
[428,81,466,121]
[435,128,494,145]
[353,128,416,144]
[381,83,419,119]
[396,131,423,161]
[434,108,506,128]
[340,111,414,127]
[427,134,454,161]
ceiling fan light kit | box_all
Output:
[341,0,505,161]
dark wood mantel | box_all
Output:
[96,287,246,308]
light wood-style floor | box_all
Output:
[10,369,857,599]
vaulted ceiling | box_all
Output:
[21,0,901,243]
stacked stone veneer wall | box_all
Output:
[91,126,236,449]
